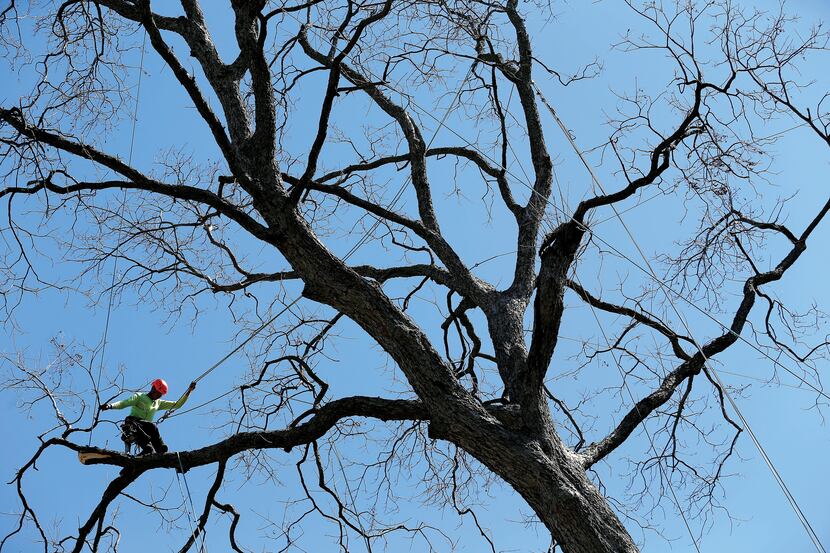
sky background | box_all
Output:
[3,0,830,552]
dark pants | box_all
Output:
[123,416,168,454]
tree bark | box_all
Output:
[270,209,639,552]
[431,411,639,553]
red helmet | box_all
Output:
[151,378,169,395]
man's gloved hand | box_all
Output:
[99,403,111,411]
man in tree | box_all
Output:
[100,378,196,455]
[3,1,830,552]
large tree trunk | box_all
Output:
[511,452,639,553]
[268,209,638,552]
[429,408,639,553]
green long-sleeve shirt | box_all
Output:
[109,392,190,422]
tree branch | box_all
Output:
[70,397,428,470]
[566,279,694,361]
[581,195,830,467]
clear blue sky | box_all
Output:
[2,1,830,552]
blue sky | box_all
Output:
[3,1,830,552]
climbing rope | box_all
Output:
[157,296,302,423]
[89,30,147,445]
[176,452,207,553]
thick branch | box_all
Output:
[525,221,585,390]
[0,171,270,244]
[572,83,705,223]
[95,0,251,143]
[314,147,503,184]
[206,263,454,293]
[230,1,278,171]
[136,1,246,179]
[499,0,555,299]
[525,82,709,399]
[69,397,428,471]
[73,469,140,553]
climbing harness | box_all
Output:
[119,417,142,454]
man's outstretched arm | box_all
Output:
[158,382,197,410]
[101,394,140,411]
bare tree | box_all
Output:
[2,1,830,552]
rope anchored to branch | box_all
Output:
[157,296,302,424]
